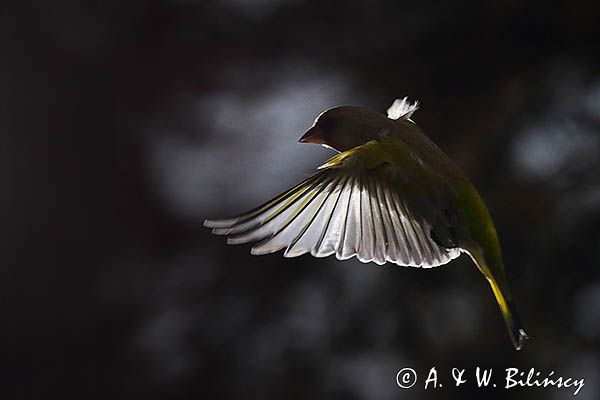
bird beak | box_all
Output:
[299,126,325,144]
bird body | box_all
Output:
[205,98,528,350]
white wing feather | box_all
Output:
[205,167,460,268]
[386,97,419,121]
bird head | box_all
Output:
[299,106,390,153]
[299,97,421,153]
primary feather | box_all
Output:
[204,136,461,267]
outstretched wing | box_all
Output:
[205,139,461,267]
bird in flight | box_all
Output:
[205,98,529,350]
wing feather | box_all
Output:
[283,176,342,257]
[337,175,361,260]
[316,175,352,257]
[310,176,349,257]
[391,192,423,266]
[383,187,410,264]
[251,176,330,255]
[205,139,461,268]
[375,182,399,263]
[204,175,319,229]
[357,173,375,263]
[369,178,388,265]
[222,175,325,245]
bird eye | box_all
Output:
[319,117,334,131]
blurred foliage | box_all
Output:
[4,1,600,399]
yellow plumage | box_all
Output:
[206,98,528,350]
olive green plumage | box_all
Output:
[206,98,528,350]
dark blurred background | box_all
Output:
[4,1,600,399]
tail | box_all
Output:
[465,248,529,350]
[487,277,529,351]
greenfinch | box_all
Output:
[205,98,529,350]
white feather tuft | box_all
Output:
[386,97,419,121]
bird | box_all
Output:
[204,97,529,350]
